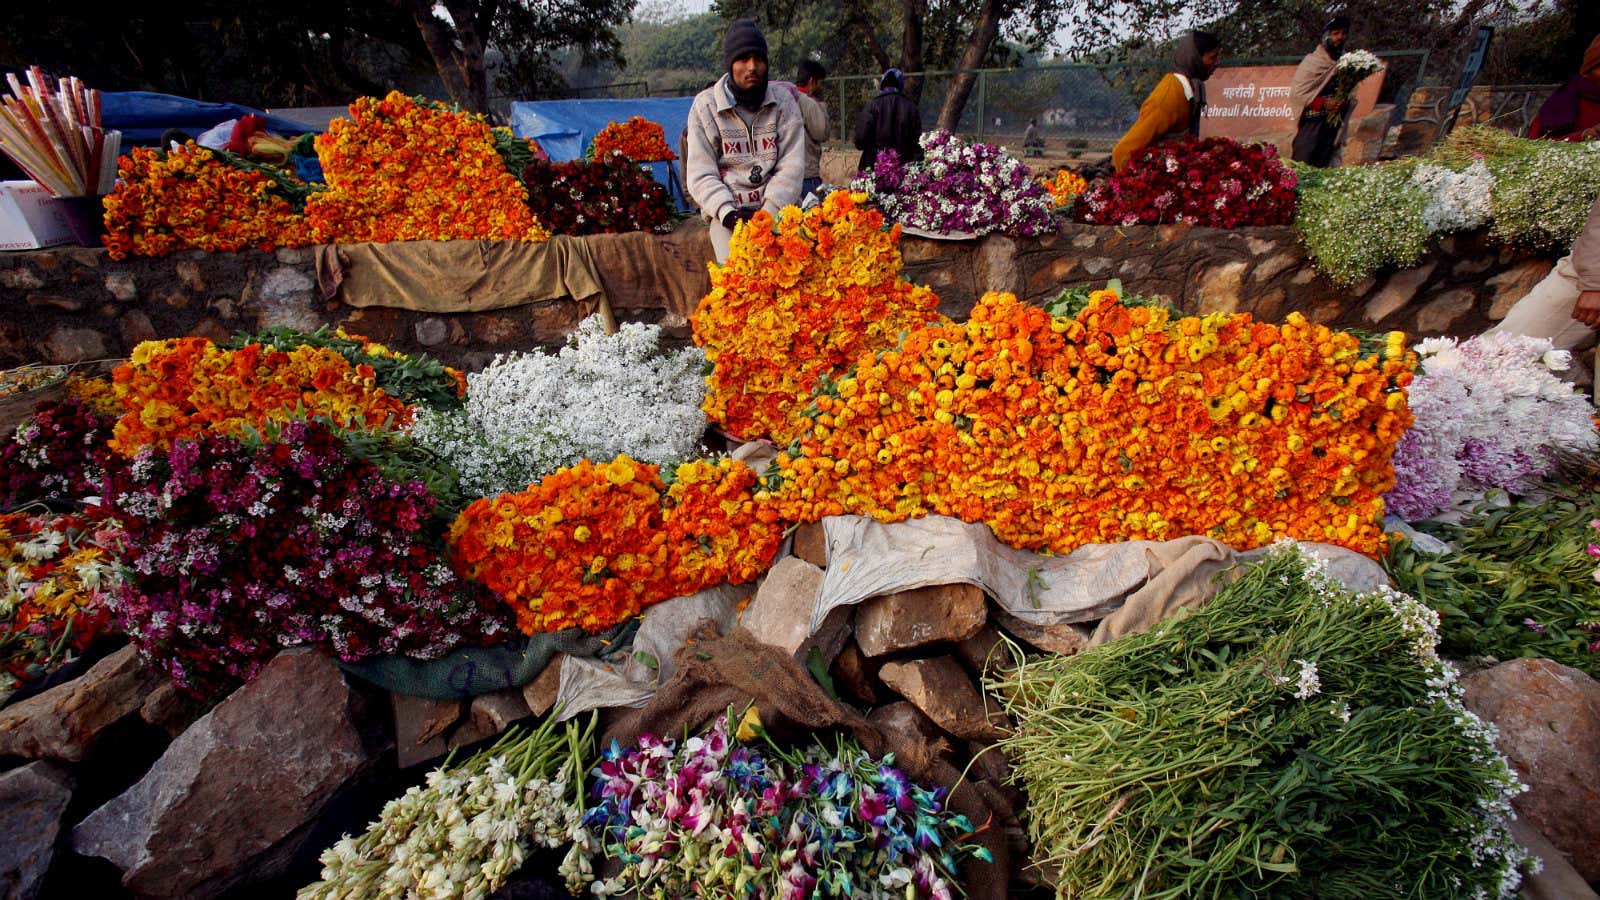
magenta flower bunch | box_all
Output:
[102,419,513,696]
[854,130,1056,237]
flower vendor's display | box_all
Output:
[852,131,1055,237]
[1484,135,1600,252]
[303,92,550,244]
[1293,127,1600,283]
[1292,160,1430,284]
[1323,49,1384,127]
[521,152,672,236]
[412,317,706,500]
[1073,137,1298,229]
[107,336,415,456]
[101,143,313,259]
[1386,333,1597,521]
[449,454,781,635]
[1038,167,1087,209]
[104,419,512,695]
[765,289,1414,556]
[994,543,1530,900]
[564,710,991,898]
[589,115,677,162]
[1411,159,1494,235]
[691,191,940,442]
[1389,481,1600,679]
[1,511,119,701]
[1,397,117,508]
[301,712,592,900]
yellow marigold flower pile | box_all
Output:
[304,91,550,244]
[108,337,412,455]
[590,115,677,162]
[449,455,782,634]
[1039,168,1088,208]
[691,191,940,442]
[764,290,1415,556]
[101,144,312,260]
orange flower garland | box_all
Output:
[762,290,1415,556]
[691,191,941,442]
[101,143,313,260]
[304,92,550,244]
[449,455,782,634]
[108,337,412,455]
[590,116,676,162]
[1039,168,1087,208]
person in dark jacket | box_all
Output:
[853,68,922,173]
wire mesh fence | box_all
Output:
[824,51,1430,157]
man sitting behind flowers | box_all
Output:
[1111,30,1222,173]
[1490,193,1600,351]
[685,18,807,263]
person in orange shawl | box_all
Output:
[1110,31,1222,173]
[1528,33,1600,142]
[1290,16,1352,167]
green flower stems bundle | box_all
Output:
[992,544,1529,900]
[1484,139,1600,252]
[1388,483,1600,677]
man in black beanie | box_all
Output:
[1291,15,1354,167]
[685,18,806,263]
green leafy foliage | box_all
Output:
[1387,483,1600,678]
[1292,160,1429,286]
[1043,279,1174,318]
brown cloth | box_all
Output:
[1085,537,1239,647]
[605,623,1014,900]
[313,235,607,314]
[585,219,715,320]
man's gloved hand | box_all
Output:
[721,207,758,230]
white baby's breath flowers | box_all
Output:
[411,315,706,499]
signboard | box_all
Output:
[1199,64,1385,154]
[1440,25,1495,136]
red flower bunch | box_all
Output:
[0,511,119,698]
[0,397,118,508]
[590,116,676,162]
[449,455,782,635]
[101,143,313,259]
[1072,137,1298,228]
[521,151,672,236]
[103,419,513,697]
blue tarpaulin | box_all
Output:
[102,92,324,144]
[511,97,696,209]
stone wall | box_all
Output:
[0,222,1560,370]
[904,224,1556,342]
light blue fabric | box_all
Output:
[510,97,697,209]
[102,92,321,144]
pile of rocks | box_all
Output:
[4,527,1600,899]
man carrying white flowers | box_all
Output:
[1492,194,1600,351]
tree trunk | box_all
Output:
[900,0,927,103]
[843,0,893,72]
[403,0,493,113]
[934,0,1006,132]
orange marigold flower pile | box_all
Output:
[448,455,782,634]
[691,191,940,442]
[304,91,550,244]
[590,115,676,162]
[108,337,412,455]
[101,144,313,260]
[1039,168,1088,208]
[763,290,1415,556]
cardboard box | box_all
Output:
[0,180,74,251]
